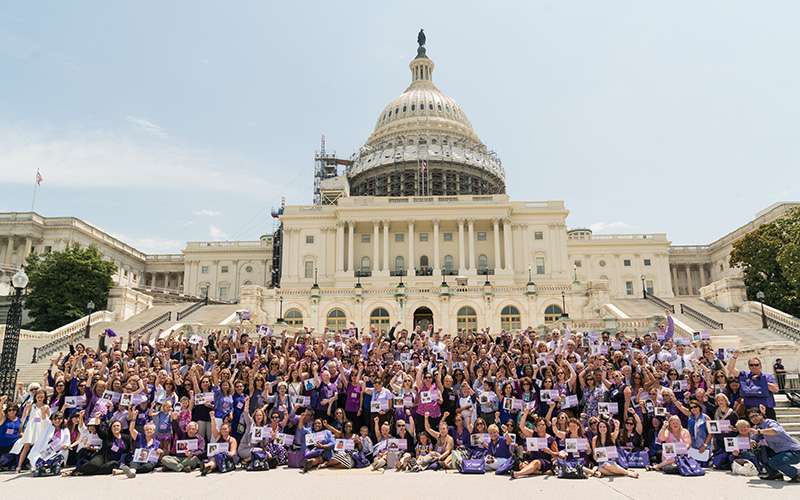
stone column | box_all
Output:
[492,218,501,272]
[433,219,440,275]
[502,218,512,272]
[23,238,32,263]
[347,221,355,273]
[457,219,466,273]
[373,222,380,273]
[408,220,415,276]
[4,237,13,265]
[467,219,475,271]
[382,221,389,273]
[335,223,344,272]
[671,265,679,295]
[699,264,707,288]
[685,265,694,296]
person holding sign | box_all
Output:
[414,363,442,432]
[28,412,70,477]
[200,420,238,476]
[592,419,639,478]
[709,393,739,469]
[189,374,216,444]
[162,421,205,473]
[301,418,335,472]
[648,415,691,472]
[670,396,712,464]
[114,410,162,478]
[512,410,558,479]
[236,397,265,465]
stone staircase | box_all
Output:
[775,394,800,438]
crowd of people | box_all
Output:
[1,312,798,483]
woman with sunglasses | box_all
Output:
[617,407,647,466]
[709,393,739,469]
[726,353,779,420]
[648,415,692,471]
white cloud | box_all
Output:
[0,125,289,197]
[589,221,634,233]
[208,224,228,239]
[124,115,168,139]
[192,209,221,217]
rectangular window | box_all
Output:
[304,261,314,279]
[644,258,652,266]
[219,287,229,300]
[221,266,229,273]
[201,266,209,274]
[625,281,634,295]
[477,231,486,241]
[361,234,370,243]
[306,235,314,244]
[395,233,404,242]
[574,260,582,268]
[536,257,545,275]
[443,232,453,242]
[646,280,654,294]
[623,259,631,267]
[534,231,544,240]
[419,232,428,242]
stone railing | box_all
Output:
[740,301,800,342]
[644,291,675,313]
[30,311,115,362]
[680,303,723,330]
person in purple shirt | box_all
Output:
[748,407,800,482]
[727,353,779,419]
[315,370,339,422]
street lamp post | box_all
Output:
[277,295,284,323]
[84,300,95,339]
[0,268,28,397]
[641,275,647,299]
[560,290,569,319]
[756,291,767,329]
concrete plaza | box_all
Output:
[1,468,796,500]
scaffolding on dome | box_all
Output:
[313,135,353,205]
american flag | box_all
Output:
[36,170,43,185]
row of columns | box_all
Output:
[336,218,514,276]
[144,271,184,291]
[1,236,33,266]
[670,263,709,296]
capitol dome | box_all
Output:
[348,31,505,197]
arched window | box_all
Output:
[419,255,429,268]
[478,254,488,271]
[457,306,477,332]
[360,256,371,272]
[285,309,303,327]
[500,305,521,331]
[369,307,390,332]
[544,305,563,323]
[443,255,454,272]
[395,256,405,273]
[326,309,347,331]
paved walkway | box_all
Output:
[1,468,797,500]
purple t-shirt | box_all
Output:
[738,371,776,408]
[345,384,362,413]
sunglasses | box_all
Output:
[748,363,760,367]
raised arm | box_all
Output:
[423,413,439,439]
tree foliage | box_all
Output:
[25,245,116,331]
[729,207,800,317]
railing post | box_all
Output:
[31,346,38,363]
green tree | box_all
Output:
[729,207,800,317]
[25,245,116,331]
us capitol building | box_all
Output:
[1,33,798,335]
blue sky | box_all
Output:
[1,1,798,253]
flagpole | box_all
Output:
[31,176,38,212]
